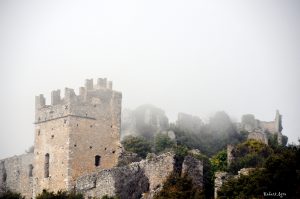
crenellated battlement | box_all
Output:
[2,77,123,198]
[35,78,121,123]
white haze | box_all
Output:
[0,0,299,158]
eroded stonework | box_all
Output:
[0,78,122,198]
[214,168,255,199]
[76,152,203,199]
[33,78,122,197]
[238,110,283,145]
[0,153,33,199]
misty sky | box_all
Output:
[0,0,299,159]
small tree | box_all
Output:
[154,173,203,199]
[210,150,227,172]
[154,133,175,154]
[121,135,152,158]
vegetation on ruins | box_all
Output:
[0,190,24,199]
[35,189,83,199]
[218,143,300,198]
[0,189,86,199]
[154,172,204,199]
[188,151,214,199]
[172,111,246,157]
[121,109,297,199]
[228,139,273,173]
[121,135,152,158]
[121,111,251,198]
[101,195,119,199]
[121,133,176,158]
[266,130,288,148]
[210,150,227,172]
[154,133,176,153]
[36,189,83,199]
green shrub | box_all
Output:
[36,189,83,199]
[229,140,273,173]
[121,135,152,158]
[154,173,204,199]
[210,150,227,172]
[101,195,119,199]
[218,145,300,198]
[0,190,24,199]
[154,133,175,154]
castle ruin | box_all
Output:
[1,78,122,198]
[0,78,203,199]
[238,110,283,145]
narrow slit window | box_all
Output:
[95,155,101,167]
[28,164,33,177]
[44,153,49,178]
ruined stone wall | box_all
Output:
[140,153,175,192]
[227,145,234,167]
[121,105,169,139]
[181,155,203,189]
[214,171,230,199]
[0,153,33,199]
[247,131,268,145]
[176,112,202,133]
[76,153,176,199]
[239,111,284,145]
[259,121,276,133]
[214,168,255,198]
[76,152,203,199]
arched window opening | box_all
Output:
[28,164,33,177]
[95,155,101,167]
[44,153,49,178]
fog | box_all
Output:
[0,0,299,159]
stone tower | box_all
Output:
[33,78,122,196]
[275,110,283,145]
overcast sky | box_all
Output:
[0,0,299,159]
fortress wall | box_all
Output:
[140,153,175,191]
[67,88,122,187]
[259,121,276,133]
[33,118,70,195]
[182,155,203,189]
[0,153,34,199]
[76,153,176,199]
[33,78,122,194]
[76,152,203,199]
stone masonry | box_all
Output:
[0,78,203,199]
[33,78,122,197]
[0,153,33,199]
[76,152,203,199]
[214,168,255,199]
[238,110,283,145]
[0,78,122,198]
